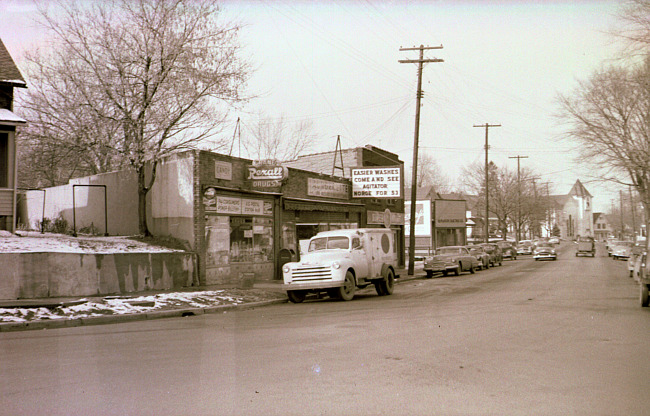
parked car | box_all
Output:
[467,245,490,270]
[424,246,479,277]
[611,241,634,260]
[533,243,557,261]
[496,241,517,260]
[548,237,560,245]
[480,243,503,266]
[517,240,534,255]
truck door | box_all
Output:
[350,235,370,279]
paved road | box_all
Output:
[1,243,649,415]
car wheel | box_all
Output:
[470,264,476,274]
[287,290,307,303]
[336,271,356,301]
[378,268,395,296]
[641,284,649,307]
[454,264,460,276]
[442,270,449,277]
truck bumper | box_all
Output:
[282,280,343,291]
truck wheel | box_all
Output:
[641,284,649,307]
[337,271,356,301]
[425,270,433,278]
[378,269,395,296]
[287,290,307,303]
[454,264,460,276]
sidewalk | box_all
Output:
[0,265,426,332]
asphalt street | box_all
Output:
[1,242,649,416]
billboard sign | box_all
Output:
[435,199,467,228]
[351,166,401,198]
[404,200,431,236]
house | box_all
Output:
[0,38,27,233]
[593,212,612,242]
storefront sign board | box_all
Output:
[307,178,349,200]
[367,210,405,226]
[216,196,241,214]
[215,161,232,180]
[351,167,401,198]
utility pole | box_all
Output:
[620,189,625,239]
[474,123,501,243]
[400,44,443,276]
[509,155,528,242]
[542,181,551,237]
[630,185,637,240]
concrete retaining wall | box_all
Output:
[0,252,197,299]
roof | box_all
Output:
[568,179,593,198]
[0,38,26,87]
[0,108,26,125]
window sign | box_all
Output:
[242,198,264,215]
[216,196,242,214]
[351,166,401,198]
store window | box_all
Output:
[205,214,273,266]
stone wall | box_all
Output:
[0,252,197,299]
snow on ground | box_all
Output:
[0,290,286,323]
[0,231,183,253]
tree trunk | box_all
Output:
[137,165,151,237]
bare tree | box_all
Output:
[404,151,453,192]
[616,0,650,55]
[241,114,316,162]
[20,0,249,235]
[558,58,650,238]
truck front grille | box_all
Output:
[291,266,332,281]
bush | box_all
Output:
[39,215,72,235]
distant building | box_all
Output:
[0,38,27,233]
[549,179,594,239]
[593,212,612,241]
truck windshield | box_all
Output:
[308,236,350,252]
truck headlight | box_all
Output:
[332,261,341,269]
[283,265,291,274]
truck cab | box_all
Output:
[282,228,397,303]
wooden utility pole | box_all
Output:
[630,185,637,240]
[399,44,443,276]
[474,123,501,243]
[509,155,528,242]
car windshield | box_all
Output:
[308,236,350,252]
[437,247,461,255]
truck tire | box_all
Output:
[641,284,649,307]
[378,268,395,296]
[337,271,356,301]
[287,290,307,303]
[425,270,433,278]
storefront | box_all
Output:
[433,199,467,247]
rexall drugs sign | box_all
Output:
[351,167,401,198]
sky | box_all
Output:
[0,0,629,212]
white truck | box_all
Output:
[282,228,398,303]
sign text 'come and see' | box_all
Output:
[351,167,401,198]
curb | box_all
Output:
[0,298,288,333]
[0,274,426,333]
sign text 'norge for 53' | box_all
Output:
[351,167,401,198]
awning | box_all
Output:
[0,108,26,126]
[283,197,365,213]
